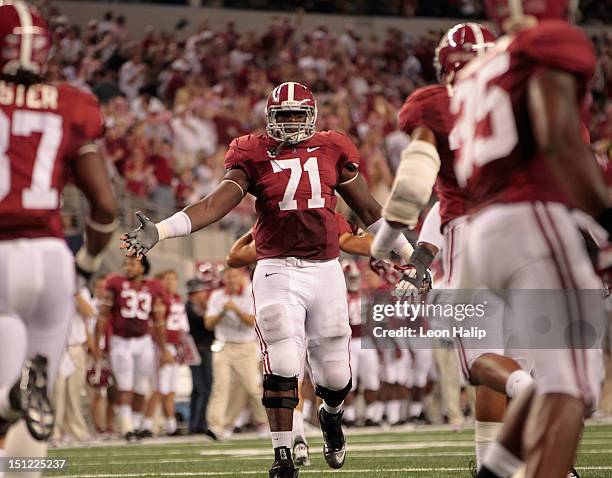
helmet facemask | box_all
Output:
[266,104,317,144]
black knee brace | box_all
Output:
[262,374,299,409]
[315,379,352,407]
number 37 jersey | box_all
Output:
[0,81,104,240]
[225,131,361,260]
[451,20,596,210]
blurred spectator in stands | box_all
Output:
[119,50,147,101]
[185,278,215,435]
[171,103,218,170]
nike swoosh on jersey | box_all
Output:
[307,147,320,152]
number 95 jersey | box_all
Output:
[0,81,104,240]
[225,131,361,260]
[451,20,596,210]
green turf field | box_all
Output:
[45,423,612,477]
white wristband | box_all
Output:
[369,218,414,260]
[416,202,444,250]
[156,211,192,241]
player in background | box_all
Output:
[372,23,534,469]
[450,1,611,477]
[226,213,378,466]
[122,81,414,478]
[340,260,381,427]
[95,256,172,442]
[0,0,117,471]
[140,270,190,437]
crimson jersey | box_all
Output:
[106,275,168,338]
[0,81,104,240]
[451,20,596,210]
[398,85,467,227]
[165,293,189,345]
[225,131,360,260]
[348,291,362,338]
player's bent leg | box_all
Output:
[315,379,351,469]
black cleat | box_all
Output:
[269,447,299,478]
[293,436,310,466]
[124,430,141,443]
[317,405,346,469]
[568,468,580,478]
[136,429,153,439]
[363,418,382,427]
[20,355,54,441]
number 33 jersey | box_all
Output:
[0,81,104,240]
[225,131,361,260]
[451,20,596,210]
[105,275,169,338]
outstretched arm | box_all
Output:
[369,126,439,259]
[337,168,413,261]
[121,169,249,258]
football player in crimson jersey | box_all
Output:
[122,81,414,477]
[95,256,172,442]
[374,24,534,470]
[449,2,611,478]
[0,0,117,463]
[140,270,190,438]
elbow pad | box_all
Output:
[382,140,440,228]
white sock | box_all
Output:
[132,412,143,431]
[475,421,502,470]
[365,402,379,421]
[302,400,312,421]
[409,401,423,418]
[386,400,401,424]
[483,441,524,478]
[166,417,177,434]
[271,431,293,449]
[141,417,153,432]
[292,411,305,442]
[323,401,343,415]
[119,405,133,434]
[344,405,356,422]
[505,370,533,399]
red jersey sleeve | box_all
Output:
[328,131,361,175]
[105,275,122,298]
[71,89,105,141]
[514,20,596,80]
[335,213,352,237]
[224,135,254,181]
[397,85,451,138]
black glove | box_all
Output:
[120,211,159,258]
[394,245,435,299]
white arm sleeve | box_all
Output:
[156,211,192,241]
[416,202,444,250]
[368,218,415,260]
[382,139,440,228]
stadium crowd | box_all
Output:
[38,2,612,228]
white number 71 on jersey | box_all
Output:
[272,157,325,211]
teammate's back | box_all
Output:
[0,81,104,239]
